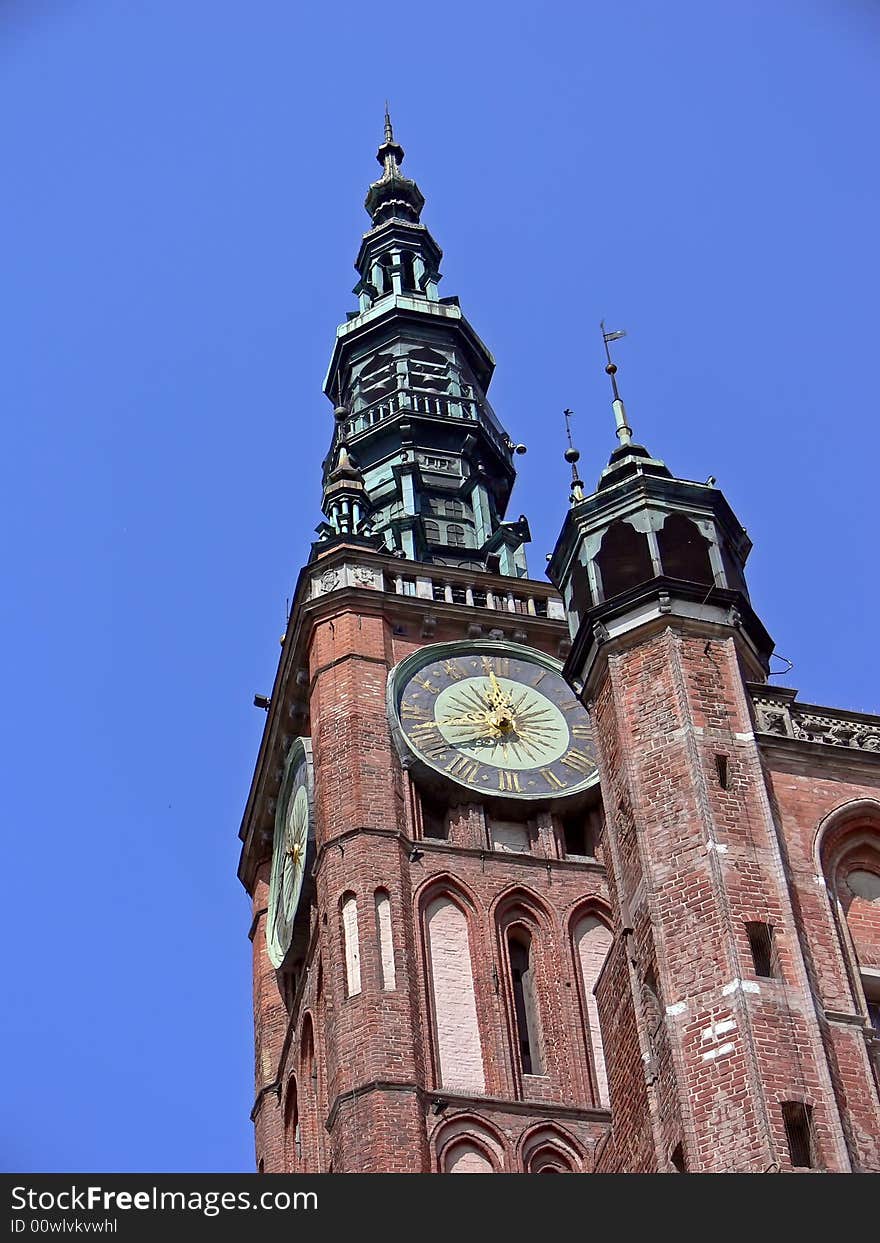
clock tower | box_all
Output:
[238,116,616,1173]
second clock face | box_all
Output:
[389,641,599,799]
[266,738,314,969]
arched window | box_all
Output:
[657,513,714,585]
[424,519,440,545]
[374,889,396,991]
[573,913,613,1107]
[445,499,464,519]
[341,893,361,997]
[818,804,880,1034]
[446,524,466,548]
[507,928,543,1076]
[424,893,485,1093]
[595,521,653,599]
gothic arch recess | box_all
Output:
[434,1114,507,1173]
[815,800,880,1023]
[417,877,486,1095]
[518,1122,585,1173]
[569,901,614,1109]
[283,1075,299,1169]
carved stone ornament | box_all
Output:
[352,565,376,588]
[319,567,341,594]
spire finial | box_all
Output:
[600,321,633,446]
[563,408,584,503]
[366,108,424,224]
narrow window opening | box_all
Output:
[400,251,416,291]
[562,812,591,857]
[670,1143,687,1173]
[746,921,776,978]
[715,753,729,789]
[420,792,449,840]
[508,930,543,1076]
[782,1102,814,1169]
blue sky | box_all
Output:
[2,1,877,1172]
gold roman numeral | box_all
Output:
[560,748,594,775]
[415,676,440,694]
[540,768,568,789]
[532,669,547,687]
[571,724,591,738]
[560,699,580,713]
[497,770,522,793]
[446,755,480,782]
[443,659,465,681]
[402,704,431,721]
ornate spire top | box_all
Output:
[365,109,425,226]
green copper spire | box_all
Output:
[314,119,531,578]
[365,108,425,226]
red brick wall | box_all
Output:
[249,594,614,1172]
[584,624,856,1172]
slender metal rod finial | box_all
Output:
[384,102,394,143]
[562,408,584,502]
[600,321,633,446]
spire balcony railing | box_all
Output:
[344,388,508,457]
[393,570,563,621]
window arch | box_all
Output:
[817,801,880,1032]
[572,911,613,1107]
[520,1124,583,1174]
[423,889,485,1093]
[657,513,714,585]
[434,1114,506,1173]
[445,499,464,519]
[595,520,653,599]
[424,519,440,545]
[446,524,466,548]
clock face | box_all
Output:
[388,641,599,799]
[267,738,314,969]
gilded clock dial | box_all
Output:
[267,739,314,968]
[390,642,598,798]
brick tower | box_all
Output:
[238,122,880,1174]
[238,115,614,1173]
[547,343,880,1172]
